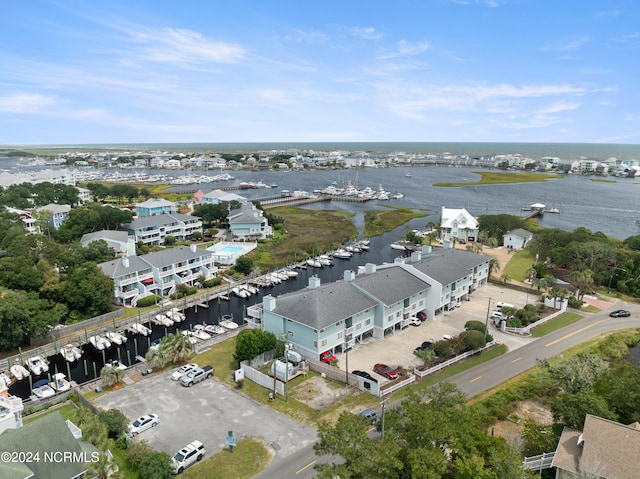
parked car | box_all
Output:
[171,440,205,474]
[414,341,433,354]
[609,310,631,318]
[408,316,421,326]
[440,334,453,341]
[352,370,378,383]
[359,408,378,425]
[127,414,159,437]
[171,363,198,381]
[180,366,214,387]
[320,351,337,364]
[373,363,398,380]
[417,311,427,321]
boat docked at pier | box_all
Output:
[89,335,111,351]
[105,330,128,345]
[10,365,29,381]
[129,322,152,336]
[166,308,186,323]
[26,356,49,375]
[60,344,83,363]
[219,314,238,330]
[50,372,72,392]
[152,313,174,327]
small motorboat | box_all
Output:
[204,324,226,335]
[32,379,56,399]
[153,314,174,327]
[89,335,111,351]
[0,372,12,388]
[10,364,29,381]
[105,330,128,345]
[180,330,199,344]
[306,258,322,268]
[333,249,352,259]
[60,344,83,362]
[50,372,72,392]
[106,359,127,371]
[219,314,238,330]
[26,356,49,375]
[191,326,211,341]
[129,323,152,336]
[166,308,186,323]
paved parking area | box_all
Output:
[94,369,317,459]
[335,284,536,381]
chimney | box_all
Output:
[343,270,355,281]
[364,263,376,275]
[410,251,422,262]
[122,257,130,268]
[421,245,432,254]
[190,244,197,252]
[263,295,276,312]
[308,275,321,289]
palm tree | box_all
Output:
[488,257,501,278]
[569,269,594,300]
[88,450,122,479]
[145,347,167,369]
[159,332,194,364]
[501,273,511,284]
[100,365,124,387]
[548,286,570,309]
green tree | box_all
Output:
[488,257,501,278]
[521,419,559,456]
[235,256,254,276]
[414,347,435,367]
[461,329,487,350]
[57,263,113,317]
[159,332,194,364]
[145,347,167,369]
[138,451,174,479]
[538,353,608,395]
[97,408,128,439]
[100,365,124,388]
[0,256,44,291]
[234,329,278,362]
[551,388,617,429]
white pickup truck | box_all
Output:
[179,365,214,387]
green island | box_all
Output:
[433,171,563,187]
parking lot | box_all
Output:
[334,283,535,381]
[94,367,317,459]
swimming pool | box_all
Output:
[218,246,244,254]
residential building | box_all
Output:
[503,228,533,250]
[36,203,71,229]
[4,207,38,233]
[80,230,136,257]
[135,198,177,217]
[228,203,272,240]
[198,189,245,205]
[248,246,490,360]
[122,213,202,246]
[0,411,100,479]
[76,186,91,203]
[552,414,640,479]
[0,385,24,434]
[99,245,218,305]
[440,207,480,243]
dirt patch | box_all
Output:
[290,375,353,411]
[490,400,554,439]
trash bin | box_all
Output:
[95,386,102,393]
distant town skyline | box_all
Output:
[1,1,639,145]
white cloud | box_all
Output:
[542,36,589,52]
[130,27,246,65]
[0,92,58,113]
[351,27,382,41]
[535,101,580,115]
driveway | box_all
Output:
[94,369,317,459]
[334,283,536,381]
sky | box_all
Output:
[1,0,639,145]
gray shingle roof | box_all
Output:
[0,411,96,479]
[410,248,489,285]
[352,264,430,306]
[272,280,378,330]
[81,230,129,245]
[141,245,213,269]
[125,212,199,229]
[504,228,533,238]
[99,255,150,278]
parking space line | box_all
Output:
[297,461,316,474]
[470,376,482,382]
[511,357,522,363]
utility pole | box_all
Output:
[485,297,492,336]
[380,397,388,439]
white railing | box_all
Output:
[379,374,415,397]
[523,451,555,470]
[503,304,567,335]
[413,340,499,378]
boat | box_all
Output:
[285,268,298,278]
[405,172,412,177]
[129,322,152,336]
[231,286,250,299]
[191,326,211,341]
[219,314,238,330]
[180,330,199,344]
[106,359,127,371]
[333,249,352,259]
[306,258,322,268]
[318,256,333,267]
[152,314,174,327]
[391,192,404,199]
[0,372,12,388]
[32,379,56,399]
[390,242,408,251]
[149,338,161,350]
[105,330,128,345]
[89,335,111,351]
[26,356,49,375]
[204,324,226,335]
[10,365,29,381]
[50,372,72,392]
[166,308,186,323]
[60,344,82,362]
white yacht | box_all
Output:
[129,323,152,336]
[89,335,112,351]
[105,330,128,345]
[166,308,186,323]
[10,365,29,381]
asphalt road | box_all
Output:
[253,302,639,479]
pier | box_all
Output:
[521,203,561,220]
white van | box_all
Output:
[172,440,205,474]
[495,302,514,311]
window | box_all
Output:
[320,339,327,347]
[336,332,343,339]
[365,319,371,326]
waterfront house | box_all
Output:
[122,212,202,246]
[80,230,136,257]
[228,203,273,240]
[198,189,246,205]
[0,411,100,479]
[440,207,479,243]
[249,246,489,360]
[552,414,640,479]
[36,203,71,229]
[135,198,177,217]
[503,228,533,250]
[99,245,217,305]
[4,206,38,233]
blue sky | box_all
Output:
[1,0,639,145]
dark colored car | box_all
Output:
[609,310,631,318]
[414,341,433,354]
[359,408,378,425]
[373,363,399,380]
[352,370,378,383]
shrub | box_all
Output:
[203,277,222,288]
[460,329,487,350]
[432,340,453,358]
[567,297,584,308]
[465,320,487,334]
[137,295,161,307]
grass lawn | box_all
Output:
[502,249,537,282]
[182,438,271,479]
[531,312,583,337]
[364,206,427,237]
[23,402,78,425]
[433,171,563,187]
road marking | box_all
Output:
[511,357,522,363]
[545,319,609,347]
[297,461,316,474]
[470,376,482,382]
